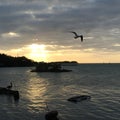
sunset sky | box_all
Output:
[0,0,120,63]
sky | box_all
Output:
[0,0,120,63]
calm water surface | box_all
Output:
[0,64,120,120]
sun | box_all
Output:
[28,44,47,62]
[29,44,45,52]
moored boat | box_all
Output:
[67,95,91,103]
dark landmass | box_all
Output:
[0,53,78,68]
[31,62,72,72]
[0,87,19,101]
[57,61,78,66]
[0,53,36,67]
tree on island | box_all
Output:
[0,53,36,67]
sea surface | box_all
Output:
[0,64,120,120]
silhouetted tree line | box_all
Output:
[0,54,37,67]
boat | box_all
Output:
[67,95,91,103]
[0,87,19,101]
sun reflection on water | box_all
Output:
[26,77,48,112]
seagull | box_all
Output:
[6,82,12,89]
[70,31,83,42]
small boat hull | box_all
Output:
[67,95,91,103]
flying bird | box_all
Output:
[70,31,83,42]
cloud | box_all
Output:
[0,0,120,54]
[2,32,20,38]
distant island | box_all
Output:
[58,61,78,66]
[31,62,73,72]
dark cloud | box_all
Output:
[0,0,120,53]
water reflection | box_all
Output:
[26,77,48,112]
[0,95,17,104]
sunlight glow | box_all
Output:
[1,44,120,63]
[28,44,47,62]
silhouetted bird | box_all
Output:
[7,82,12,89]
[70,31,83,42]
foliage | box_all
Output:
[0,53,37,67]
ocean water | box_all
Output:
[0,64,120,120]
